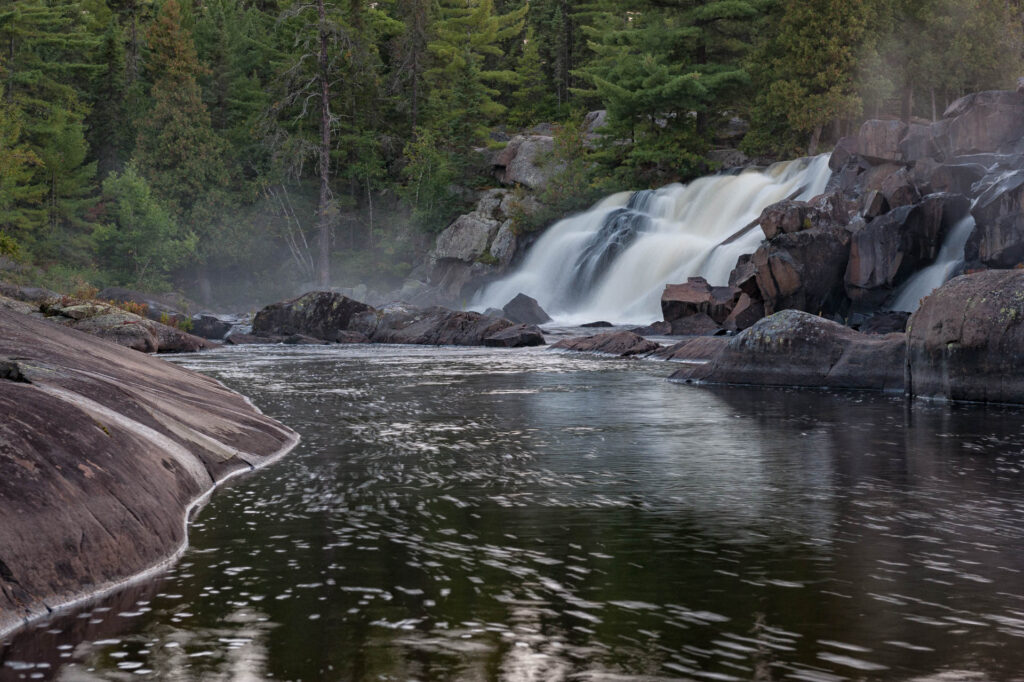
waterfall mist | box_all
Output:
[475,155,833,324]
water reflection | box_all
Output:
[2,345,1024,681]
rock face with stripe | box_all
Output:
[0,306,298,636]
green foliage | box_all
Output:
[93,164,195,289]
[399,128,462,231]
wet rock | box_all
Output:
[0,306,297,637]
[482,324,546,348]
[846,195,970,308]
[753,226,851,317]
[728,254,760,299]
[860,190,889,219]
[759,200,810,239]
[880,167,921,208]
[252,291,374,342]
[906,270,1024,403]
[224,333,273,345]
[856,311,911,335]
[283,334,330,345]
[653,336,729,362]
[723,293,765,332]
[354,304,530,347]
[190,314,232,340]
[483,307,505,318]
[551,331,660,357]
[670,310,905,391]
[661,277,740,326]
[967,170,1024,268]
[629,321,673,336]
[928,163,987,195]
[858,119,908,164]
[502,293,552,325]
[669,312,722,336]
[829,136,858,172]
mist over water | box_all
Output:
[6,345,1024,681]
[475,156,832,324]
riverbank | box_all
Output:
[0,307,299,638]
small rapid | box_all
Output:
[889,214,977,312]
[475,155,832,324]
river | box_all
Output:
[3,344,1024,681]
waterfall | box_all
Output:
[474,155,833,325]
[888,214,976,312]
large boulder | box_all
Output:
[670,310,905,391]
[433,213,502,262]
[758,193,851,240]
[252,291,374,342]
[489,221,518,267]
[967,170,1024,269]
[858,119,908,164]
[502,293,552,325]
[351,304,534,347]
[496,135,557,189]
[846,194,971,308]
[752,226,851,317]
[661,277,740,326]
[0,306,297,636]
[940,90,1024,156]
[551,331,660,357]
[482,324,546,348]
[906,270,1024,403]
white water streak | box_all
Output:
[475,156,832,325]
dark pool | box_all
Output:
[3,344,1024,681]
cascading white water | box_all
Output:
[889,214,976,312]
[475,155,833,324]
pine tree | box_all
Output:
[0,83,41,254]
[87,20,131,178]
[426,0,527,146]
[135,0,228,234]
[0,0,102,259]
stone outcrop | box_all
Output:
[967,170,1024,269]
[906,270,1024,403]
[250,292,545,348]
[494,135,557,189]
[551,331,660,357]
[661,277,740,330]
[752,226,851,316]
[0,306,298,637]
[502,293,552,325]
[670,310,905,391]
[252,291,374,342]
[38,298,212,353]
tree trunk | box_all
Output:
[316,0,331,289]
[808,125,822,156]
[931,88,937,122]
[901,84,914,123]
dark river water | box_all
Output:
[4,344,1024,682]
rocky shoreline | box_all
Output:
[0,307,299,638]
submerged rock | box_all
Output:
[482,324,546,348]
[670,310,905,391]
[0,306,298,637]
[502,293,552,325]
[551,331,660,357]
[906,270,1024,403]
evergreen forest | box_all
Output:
[1,0,1021,303]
